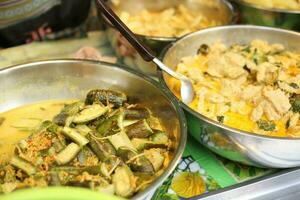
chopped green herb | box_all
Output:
[274,62,282,68]
[286,119,290,129]
[290,95,300,113]
[289,83,299,89]
[225,102,231,106]
[217,116,225,123]
[257,120,276,131]
[252,49,267,65]
[242,45,251,53]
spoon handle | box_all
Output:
[95,0,155,62]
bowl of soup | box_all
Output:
[159,25,300,168]
[0,60,187,199]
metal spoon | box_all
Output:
[96,0,194,104]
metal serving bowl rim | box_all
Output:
[0,59,188,200]
[104,0,238,42]
[233,0,300,14]
[158,25,300,141]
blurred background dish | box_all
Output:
[99,0,237,75]
[159,25,300,168]
[241,0,300,10]
[231,0,300,31]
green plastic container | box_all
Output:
[0,187,123,200]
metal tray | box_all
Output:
[197,169,300,200]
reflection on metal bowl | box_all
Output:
[0,60,187,200]
[100,0,237,75]
[159,25,300,168]
[231,0,300,31]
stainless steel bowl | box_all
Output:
[100,0,237,75]
[159,25,300,168]
[231,0,300,31]
[0,60,187,199]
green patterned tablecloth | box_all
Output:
[152,136,275,199]
[0,32,275,199]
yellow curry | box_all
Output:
[169,40,300,137]
[0,100,73,164]
[0,89,171,198]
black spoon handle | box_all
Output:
[95,0,156,62]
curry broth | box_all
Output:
[0,100,75,163]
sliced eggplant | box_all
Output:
[130,156,154,174]
[108,131,135,150]
[123,119,139,127]
[53,113,70,126]
[125,119,153,139]
[112,165,136,198]
[77,146,97,164]
[146,116,163,131]
[150,131,169,144]
[100,156,122,178]
[61,102,85,115]
[55,143,81,165]
[75,125,92,136]
[52,137,67,153]
[117,147,137,162]
[36,120,60,134]
[10,156,37,175]
[49,171,61,186]
[72,104,108,124]
[117,147,154,174]
[53,102,84,126]
[124,107,150,120]
[144,149,165,172]
[85,89,127,108]
[87,135,116,161]
[62,127,89,146]
[131,138,168,151]
[96,109,124,137]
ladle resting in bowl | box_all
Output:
[95,0,194,104]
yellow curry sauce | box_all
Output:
[0,89,172,197]
[168,40,300,137]
[0,100,74,164]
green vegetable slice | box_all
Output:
[72,104,108,124]
[62,127,89,146]
[257,120,276,131]
[55,143,81,165]
[10,156,36,175]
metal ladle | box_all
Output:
[96,0,194,104]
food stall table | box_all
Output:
[0,31,299,200]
